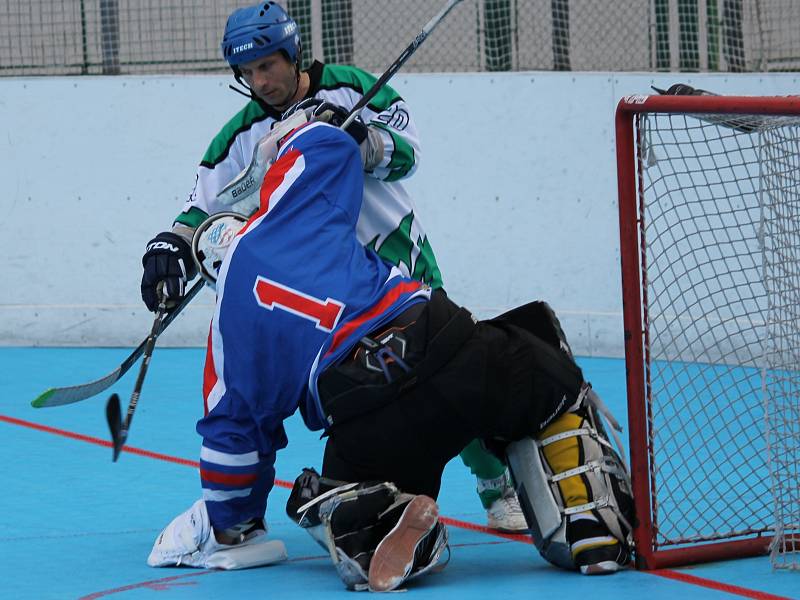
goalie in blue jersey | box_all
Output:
[146,110,635,591]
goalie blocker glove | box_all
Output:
[141,231,197,312]
[284,99,385,171]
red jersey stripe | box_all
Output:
[202,326,217,417]
[200,468,259,487]
[239,147,303,235]
[325,280,422,357]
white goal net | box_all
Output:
[616,94,800,570]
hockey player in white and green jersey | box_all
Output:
[138,1,526,533]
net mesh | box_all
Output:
[635,109,800,569]
[4,0,800,76]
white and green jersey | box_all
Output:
[177,61,442,288]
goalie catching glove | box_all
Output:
[285,98,385,171]
[147,498,287,570]
[141,230,197,311]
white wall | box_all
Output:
[2,71,799,355]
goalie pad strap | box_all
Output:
[537,427,616,450]
[550,461,604,482]
[564,499,610,515]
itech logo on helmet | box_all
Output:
[233,42,255,55]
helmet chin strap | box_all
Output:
[229,66,255,99]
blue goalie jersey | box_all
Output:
[196,121,430,529]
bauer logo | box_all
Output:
[539,394,568,429]
[623,94,648,104]
[284,22,297,36]
[233,42,254,55]
[231,175,256,198]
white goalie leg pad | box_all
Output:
[506,437,573,568]
[506,384,635,570]
[147,499,287,570]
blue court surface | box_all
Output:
[1,347,797,599]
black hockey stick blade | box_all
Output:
[105,393,126,462]
[31,279,204,408]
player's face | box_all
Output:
[239,52,299,111]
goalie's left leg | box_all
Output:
[506,384,635,575]
[496,300,634,574]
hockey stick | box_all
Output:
[106,295,167,461]
[31,279,204,408]
[339,0,464,131]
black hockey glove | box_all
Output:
[140,231,196,312]
[283,98,368,145]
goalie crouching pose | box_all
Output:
[147,112,634,590]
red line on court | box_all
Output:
[78,571,216,599]
[3,413,790,600]
[649,570,793,600]
[440,515,532,543]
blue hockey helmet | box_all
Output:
[221,2,301,67]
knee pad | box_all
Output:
[286,469,448,590]
[506,384,635,570]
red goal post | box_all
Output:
[615,94,800,570]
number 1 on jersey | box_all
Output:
[253,277,345,332]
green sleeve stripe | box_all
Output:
[373,123,415,180]
[200,101,269,168]
[319,64,402,112]
[174,206,209,229]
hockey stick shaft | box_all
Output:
[32,278,204,408]
[107,297,167,461]
[340,0,464,131]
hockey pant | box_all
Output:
[317,290,583,504]
[317,292,634,571]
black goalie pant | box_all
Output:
[319,290,583,500]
